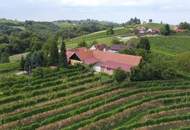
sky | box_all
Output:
[0,0,190,24]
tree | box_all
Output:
[78,40,87,47]
[59,38,68,67]
[149,19,153,23]
[48,37,59,66]
[31,51,46,68]
[126,17,141,25]
[24,54,32,75]
[113,68,128,82]
[24,51,46,74]
[106,27,114,35]
[31,36,43,52]
[20,56,25,70]
[179,22,190,30]
[137,37,150,51]
[161,24,171,35]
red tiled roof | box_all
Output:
[84,57,98,65]
[110,44,127,51]
[99,61,132,71]
[67,47,142,71]
[93,50,142,66]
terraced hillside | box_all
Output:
[0,66,190,130]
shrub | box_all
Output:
[137,37,150,51]
[113,68,128,82]
[130,57,178,81]
[32,67,44,78]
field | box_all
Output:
[0,66,190,130]
[149,36,190,56]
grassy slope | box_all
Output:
[149,36,190,56]
[65,23,165,48]
[65,27,133,48]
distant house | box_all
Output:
[146,29,160,35]
[135,27,147,35]
[108,44,127,53]
[67,47,142,75]
[175,27,186,33]
[136,27,160,36]
[90,44,109,51]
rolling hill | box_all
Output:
[1,21,190,130]
[65,23,190,57]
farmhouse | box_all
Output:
[90,44,109,51]
[135,27,160,35]
[67,48,142,75]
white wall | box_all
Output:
[93,64,101,72]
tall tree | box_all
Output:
[20,56,25,70]
[24,54,32,75]
[161,24,171,36]
[59,38,68,67]
[48,37,59,66]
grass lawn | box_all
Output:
[149,36,190,56]
[9,52,28,63]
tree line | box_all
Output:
[20,34,68,74]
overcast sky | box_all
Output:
[0,0,190,24]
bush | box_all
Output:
[130,56,178,81]
[113,68,128,82]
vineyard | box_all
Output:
[0,66,190,130]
